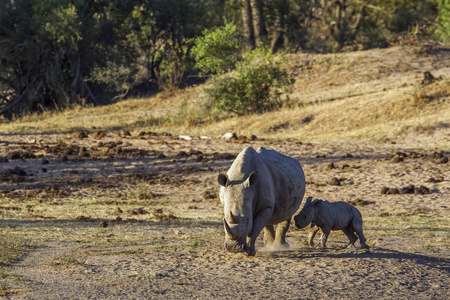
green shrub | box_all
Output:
[435,0,450,44]
[205,47,292,115]
[191,21,242,75]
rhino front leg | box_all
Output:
[245,207,273,256]
[307,225,320,247]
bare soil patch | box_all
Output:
[1,129,449,299]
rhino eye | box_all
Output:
[303,215,307,219]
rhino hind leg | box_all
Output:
[273,219,291,249]
[320,226,332,248]
[263,225,276,246]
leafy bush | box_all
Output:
[191,21,242,75]
[435,0,450,44]
[205,47,292,115]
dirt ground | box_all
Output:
[1,129,449,299]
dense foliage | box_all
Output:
[205,47,291,115]
[0,0,446,117]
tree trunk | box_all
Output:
[242,0,255,50]
[250,0,265,46]
[270,0,288,53]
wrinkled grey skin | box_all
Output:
[218,147,306,256]
[294,197,369,249]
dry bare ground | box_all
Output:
[1,45,449,299]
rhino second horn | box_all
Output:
[229,211,241,225]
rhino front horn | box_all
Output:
[223,218,238,240]
[229,211,240,225]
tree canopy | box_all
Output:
[0,0,446,117]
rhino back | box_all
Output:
[320,201,358,230]
[256,147,306,224]
[226,147,259,182]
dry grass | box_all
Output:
[2,46,449,150]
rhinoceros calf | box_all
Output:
[218,146,305,256]
[294,197,369,249]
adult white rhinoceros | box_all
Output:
[218,146,306,256]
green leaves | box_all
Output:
[205,47,291,115]
[435,0,450,44]
[191,21,242,75]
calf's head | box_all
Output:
[294,197,321,229]
[218,170,258,253]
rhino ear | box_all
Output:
[312,199,323,206]
[246,170,259,187]
[305,197,313,206]
[218,173,229,187]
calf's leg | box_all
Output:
[341,226,358,248]
[308,225,320,247]
[320,225,332,248]
[353,219,369,249]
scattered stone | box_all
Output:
[436,156,448,164]
[41,158,49,165]
[203,191,217,200]
[92,131,107,139]
[399,184,415,194]
[188,205,197,209]
[426,176,444,183]
[157,152,166,159]
[390,152,406,163]
[415,185,430,195]
[0,157,8,163]
[215,152,236,160]
[153,208,178,221]
[379,212,390,217]
[387,188,400,195]
[179,135,193,141]
[99,220,108,228]
[42,168,47,173]
[7,151,36,160]
[382,184,431,195]
[176,151,188,157]
[8,151,21,160]
[324,163,336,170]
[76,215,92,222]
[347,199,374,206]
[0,166,28,178]
[116,207,123,214]
[128,208,149,215]
[329,177,341,186]
[73,131,88,139]
[421,71,441,86]
[221,132,237,140]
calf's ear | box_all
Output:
[312,199,323,206]
[305,197,313,206]
[218,173,229,187]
